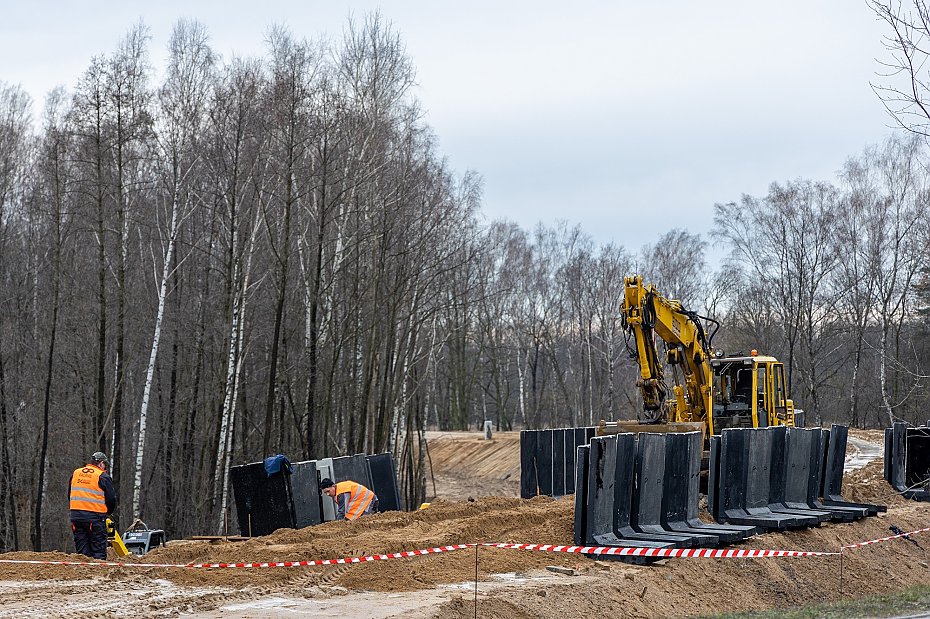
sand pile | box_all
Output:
[1,430,928,618]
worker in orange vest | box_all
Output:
[69,452,116,559]
[320,478,378,521]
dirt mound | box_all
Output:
[3,431,929,618]
[0,497,576,590]
[5,483,930,618]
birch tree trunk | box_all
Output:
[131,199,180,518]
[213,205,262,530]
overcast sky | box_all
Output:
[0,1,898,256]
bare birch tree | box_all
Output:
[131,19,215,519]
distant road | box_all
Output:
[846,436,883,472]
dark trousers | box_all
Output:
[71,519,107,559]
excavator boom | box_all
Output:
[608,275,797,441]
[621,275,715,427]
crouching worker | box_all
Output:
[320,478,378,520]
[69,451,116,559]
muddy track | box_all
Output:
[0,578,265,618]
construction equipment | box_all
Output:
[603,275,799,439]
[105,517,130,557]
[122,519,167,555]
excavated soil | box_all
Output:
[1,429,928,618]
[425,431,522,499]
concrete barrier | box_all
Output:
[231,460,312,537]
[904,426,930,500]
[766,427,832,523]
[366,452,401,512]
[784,428,856,522]
[289,461,323,528]
[573,444,589,546]
[661,432,755,542]
[519,430,538,499]
[538,429,554,496]
[712,428,808,529]
[553,429,566,496]
[332,454,373,490]
[746,429,819,527]
[805,428,868,520]
[884,422,930,501]
[632,433,718,547]
[821,424,886,515]
[520,427,595,498]
[584,434,675,550]
[564,430,576,495]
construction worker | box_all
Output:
[319,478,378,521]
[69,451,116,559]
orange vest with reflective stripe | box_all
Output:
[70,465,108,513]
[334,481,374,520]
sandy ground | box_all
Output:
[425,431,521,500]
[1,428,927,618]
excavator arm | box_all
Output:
[621,275,717,426]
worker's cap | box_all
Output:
[319,478,335,491]
[91,451,109,466]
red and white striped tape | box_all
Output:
[481,543,838,558]
[841,525,930,550]
[0,525,927,569]
[0,544,473,569]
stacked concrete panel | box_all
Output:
[574,432,733,554]
[660,432,755,543]
[519,427,593,498]
[884,422,930,501]
[231,450,402,537]
[821,425,886,515]
[366,452,402,512]
[765,427,832,523]
[230,461,307,537]
[289,460,323,529]
[582,434,674,550]
[783,428,860,522]
[708,425,884,532]
[631,433,718,546]
[332,454,373,490]
[798,427,870,520]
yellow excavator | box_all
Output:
[599,275,800,439]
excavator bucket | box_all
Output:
[597,420,705,440]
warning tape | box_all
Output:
[0,544,473,569]
[480,524,930,558]
[481,543,838,558]
[841,525,930,550]
[0,526,927,569]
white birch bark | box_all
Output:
[210,257,241,514]
[131,196,180,517]
[213,203,262,530]
[879,324,894,427]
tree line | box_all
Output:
[0,13,928,554]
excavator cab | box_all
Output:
[709,353,796,435]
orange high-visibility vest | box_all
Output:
[334,481,375,520]
[69,465,108,513]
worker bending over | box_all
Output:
[320,478,378,520]
[69,451,116,559]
